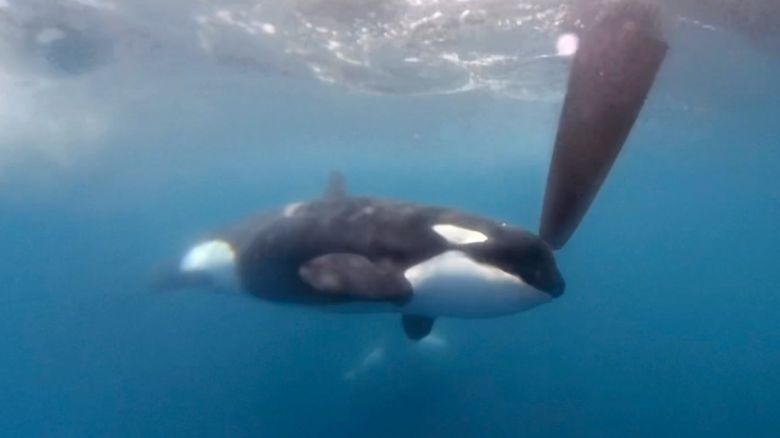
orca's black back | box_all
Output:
[236,197,504,303]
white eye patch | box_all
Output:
[432,224,488,245]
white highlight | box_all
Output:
[440,52,460,63]
[283,202,303,217]
[556,33,579,57]
[343,346,385,381]
[418,333,448,351]
[403,251,550,318]
[260,23,276,35]
[180,240,238,290]
[432,224,488,245]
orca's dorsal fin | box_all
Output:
[324,171,347,199]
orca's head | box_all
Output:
[463,227,566,298]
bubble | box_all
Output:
[260,23,276,35]
[556,33,579,57]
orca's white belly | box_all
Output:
[324,251,551,318]
[401,251,551,318]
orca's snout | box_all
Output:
[544,272,566,298]
[532,251,566,298]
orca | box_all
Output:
[155,1,667,341]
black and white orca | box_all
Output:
[162,174,564,339]
[155,2,668,341]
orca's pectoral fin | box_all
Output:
[540,1,668,250]
[323,171,347,199]
[402,315,435,341]
[299,253,411,300]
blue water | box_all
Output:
[2,14,780,438]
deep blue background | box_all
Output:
[1,23,779,438]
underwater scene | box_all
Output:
[0,0,778,436]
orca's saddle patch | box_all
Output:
[299,253,411,300]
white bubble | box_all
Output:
[556,33,579,57]
[260,23,276,35]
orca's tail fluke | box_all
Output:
[540,1,668,250]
